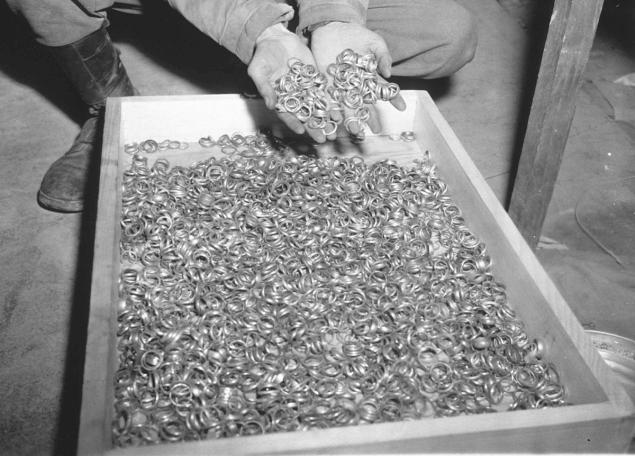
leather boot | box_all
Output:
[38,25,137,212]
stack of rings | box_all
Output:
[327,49,400,140]
[113,134,568,448]
[273,50,401,141]
[124,139,189,155]
[273,58,338,137]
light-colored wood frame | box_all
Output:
[78,92,634,455]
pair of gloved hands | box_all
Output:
[248,22,406,143]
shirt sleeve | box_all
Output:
[167,0,295,64]
[296,0,369,34]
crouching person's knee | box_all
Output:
[426,6,477,78]
[393,3,477,79]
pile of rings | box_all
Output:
[114,133,567,447]
[274,49,401,140]
[273,58,339,138]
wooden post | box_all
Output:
[508,0,604,249]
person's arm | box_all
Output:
[301,1,405,134]
[249,23,332,142]
[169,0,331,142]
[166,0,294,64]
[296,0,368,36]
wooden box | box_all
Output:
[79,91,635,454]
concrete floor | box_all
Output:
[0,0,634,454]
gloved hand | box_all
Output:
[311,22,406,135]
[249,23,331,143]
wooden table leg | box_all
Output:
[508,0,604,249]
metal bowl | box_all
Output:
[586,329,635,402]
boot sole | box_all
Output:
[37,189,84,213]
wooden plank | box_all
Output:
[77,97,124,455]
[508,0,604,249]
[110,404,633,455]
[79,92,635,455]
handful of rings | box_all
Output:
[273,49,400,140]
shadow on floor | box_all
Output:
[0,2,85,125]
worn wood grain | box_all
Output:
[508,0,605,248]
[78,97,124,456]
[78,92,635,454]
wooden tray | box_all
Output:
[79,91,635,454]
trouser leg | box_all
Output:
[5,0,114,47]
[366,0,478,78]
[6,0,134,111]
[50,22,137,112]
[37,24,138,212]
[7,0,137,212]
